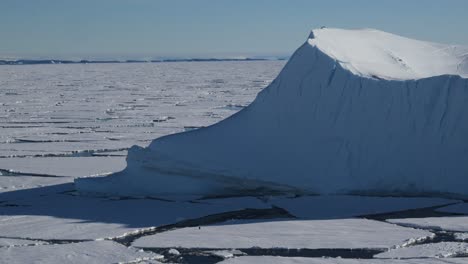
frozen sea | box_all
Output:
[1,61,468,263]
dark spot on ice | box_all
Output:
[219,104,246,111]
[308,31,315,39]
[146,248,223,264]
[112,207,292,247]
[153,116,176,123]
[12,139,86,144]
[210,79,225,84]
[0,168,67,178]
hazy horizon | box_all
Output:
[0,51,289,61]
[2,0,468,59]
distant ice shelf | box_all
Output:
[0,57,287,66]
[75,28,468,198]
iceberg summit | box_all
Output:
[75,28,468,197]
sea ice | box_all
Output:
[132,218,432,249]
[0,238,46,247]
[375,242,468,258]
[0,157,125,177]
[0,241,161,264]
[0,193,269,240]
[389,216,468,232]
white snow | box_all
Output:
[132,219,432,249]
[0,241,161,264]
[219,256,468,264]
[207,249,245,259]
[389,216,468,232]
[0,238,46,247]
[0,61,282,158]
[2,36,468,262]
[168,248,181,255]
[310,28,468,80]
[268,195,456,219]
[0,61,289,262]
[76,28,468,198]
[456,233,468,241]
[376,242,468,258]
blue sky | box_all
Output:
[1,0,468,59]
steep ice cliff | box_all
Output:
[75,28,468,197]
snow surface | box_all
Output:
[389,216,468,232]
[132,219,432,249]
[76,28,468,198]
[0,241,161,264]
[456,233,468,241]
[376,242,468,258]
[0,61,282,158]
[0,238,46,247]
[2,51,468,262]
[0,194,269,240]
[309,28,468,80]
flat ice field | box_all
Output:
[1,60,468,263]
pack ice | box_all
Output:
[75,28,468,197]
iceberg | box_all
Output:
[75,28,468,197]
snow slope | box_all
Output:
[309,28,468,80]
[76,28,468,197]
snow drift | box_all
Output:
[75,28,468,197]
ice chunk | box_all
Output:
[389,216,468,232]
[375,242,468,258]
[0,241,160,264]
[309,28,468,80]
[76,28,468,198]
[0,193,269,240]
[133,219,432,249]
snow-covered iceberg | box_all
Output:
[75,28,468,197]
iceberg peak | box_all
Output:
[307,28,468,80]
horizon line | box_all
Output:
[0,56,289,66]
